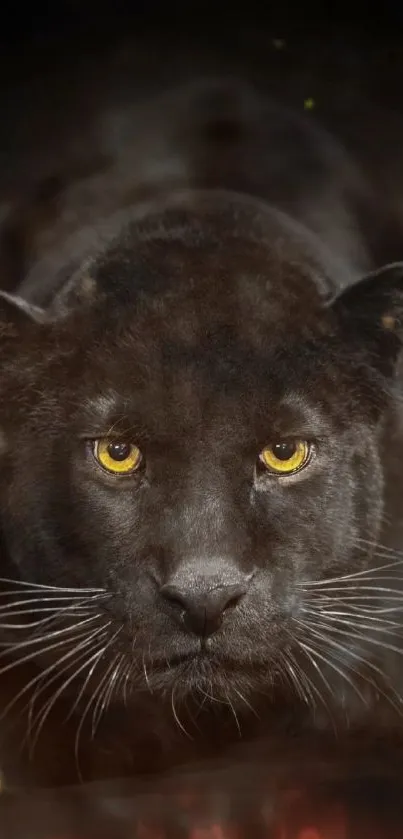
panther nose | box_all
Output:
[160,582,247,637]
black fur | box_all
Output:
[1,81,403,788]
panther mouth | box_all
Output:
[154,647,211,670]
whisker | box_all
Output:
[0,605,94,618]
[299,615,403,659]
[308,576,403,586]
[181,694,203,735]
[286,644,337,730]
[0,587,105,600]
[354,544,403,558]
[26,637,107,740]
[346,605,403,615]
[74,627,122,781]
[0,595,102,608]
[301,607,403,632]
[231,686,260,719]
[122,665,131,708]
[305,594,403,609]
[27,639,109,756]
[311,637,403,718]
[197,686,227,706]
[353,549,403,564]
[114,655,130,707]
[295,618,403,715]
[27,632,108,719]
[297,560,403,587]
[280,649,311,706]
[67,645,109,720]
[297,619,382,690]
[342,603,403,616]
[171,684,192,739]
[91,654,121,738]
[0,602,98,630]
[224,691,242,737]
[142,650,152,694]
[298,638,370,707]
[0,577,105,594]
[280,640,315,708]
[0,615,101,676]
[302,586,403,595]
[0,615,95,631]
[307,589,403,599]
[0,623,109,725]
[355,538,402,554]
[0,613,99,652]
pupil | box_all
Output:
[272,442,296,461]
[107,442,131,462]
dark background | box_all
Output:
[1,0,403,294]
[1,0,403,52]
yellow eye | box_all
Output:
[259,440,310,475]
[93,439,142,475]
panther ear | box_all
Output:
[0,290,46,341]
[329,262,403,378]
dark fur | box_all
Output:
[1,81,403,788]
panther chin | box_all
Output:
[146,647,270,706]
